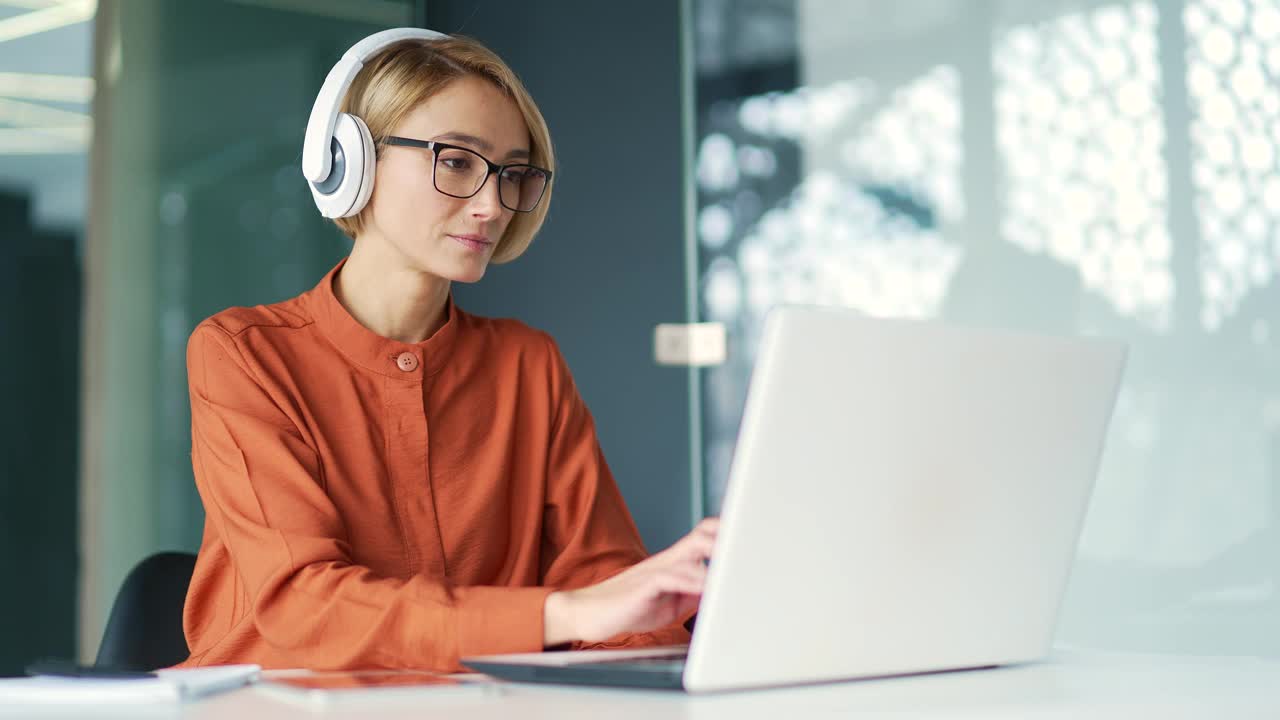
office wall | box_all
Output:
[427,1,697,552]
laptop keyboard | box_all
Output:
[573,653,688,674]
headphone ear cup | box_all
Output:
[346,115,377,217]
[308,112,377,219]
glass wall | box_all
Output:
[0,0,94,676]
[692,0,1280,656]
[79,0,416,661]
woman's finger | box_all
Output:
[634,518,719,572]
[650,565,707,597]
[676,531,716,561]
[675,561,709,589]
[693,517,720,536]
[651,563,708,597]
[646,534,712,567]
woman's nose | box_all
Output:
[468,173,503,218]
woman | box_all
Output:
[177,31,716,671]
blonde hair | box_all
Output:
[333,35,554,264]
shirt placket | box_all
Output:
[385,349,448,579]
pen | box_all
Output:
[24,659,158,680]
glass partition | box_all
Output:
[80,0,416,660]
[0,0,94,676]
[691,0,1280,656]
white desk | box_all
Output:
[5,650,1279,719]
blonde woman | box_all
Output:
[177,30,716,671]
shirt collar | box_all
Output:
[305,257,461,379]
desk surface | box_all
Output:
[5,650,1279,719]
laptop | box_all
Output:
[464,306,1127,692]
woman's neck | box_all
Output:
[334,238,451,344]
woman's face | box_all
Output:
[364,75,530,283]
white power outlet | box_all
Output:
[654,322,726,366]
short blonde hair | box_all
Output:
[333,35,554,264]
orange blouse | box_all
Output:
[177,258,688,671]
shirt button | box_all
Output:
[395,352,419,372]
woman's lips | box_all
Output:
[449,234,492,252]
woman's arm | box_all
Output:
[536,334,716,648]
[543,519,717,645]
[187,324,554,671]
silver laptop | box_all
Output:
[464,306,1127,693]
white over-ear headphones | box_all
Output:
[303,27,448,219]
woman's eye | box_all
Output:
[440,157,471,171]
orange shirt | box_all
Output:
[177,259,688,671]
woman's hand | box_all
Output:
[543,517,719,646]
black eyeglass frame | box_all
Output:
[383,136,553,213]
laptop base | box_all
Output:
[463,656,686,691]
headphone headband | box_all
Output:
[302,27,448,184]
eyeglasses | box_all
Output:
[383,136,552,213]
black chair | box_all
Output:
[94,551,197,671]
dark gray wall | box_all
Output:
[427,1,694,552]
[0,191,79,676]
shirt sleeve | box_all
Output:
[186,323,554,671]
[537,334,693,650]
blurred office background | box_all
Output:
[0,0,1275,674]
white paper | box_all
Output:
[0,664,260,705]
